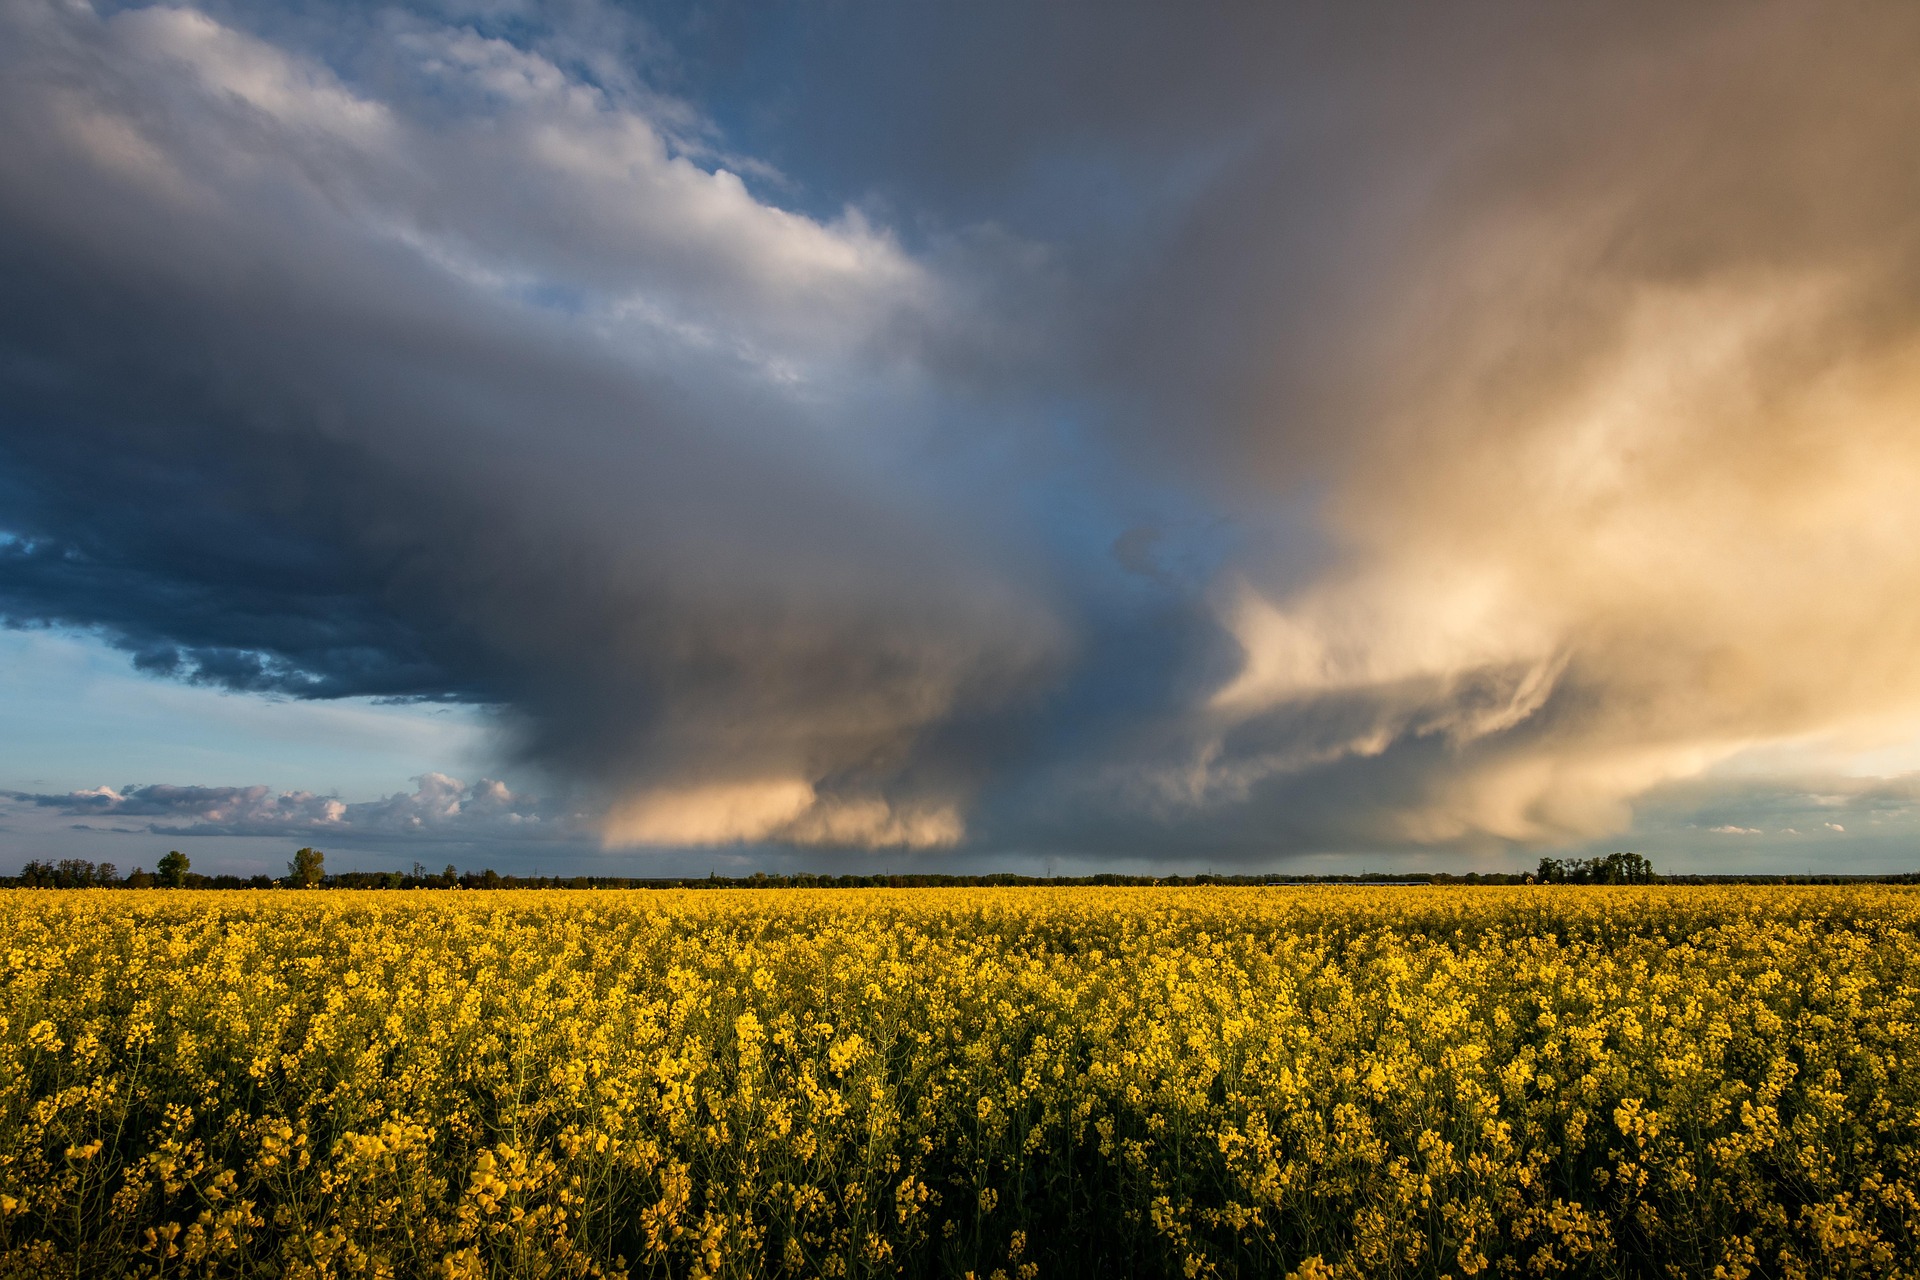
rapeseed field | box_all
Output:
[2,887,1916,1279]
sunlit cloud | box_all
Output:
[604,780,963,850]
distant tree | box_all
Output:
[53,859,97,888]
[128,866,154,889]
[1598,851,1656,884]
[156,851,190,888]
[289,847,325,888]
[1537,852,1656,885]
[94,862,118,886]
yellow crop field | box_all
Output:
[2,888,1918,1280]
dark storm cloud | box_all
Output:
[0,0,1083,848]
[0,416,479,699]
[8,0,1920,859]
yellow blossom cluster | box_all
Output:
[2,887,1918,1278]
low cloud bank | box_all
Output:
[5,774,572,842]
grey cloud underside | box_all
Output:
[0,0,1085,845]
[7,0,1920,855]
[4,774,571,841]
[0,375,481,701]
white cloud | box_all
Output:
[121,7,390,141]
[32,1,929,379]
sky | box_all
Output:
[4,0,1920,877]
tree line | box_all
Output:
[8,848,1916,890]
[1534,851,1658,884]
[7,855,1541,890]
[12,847,326,890]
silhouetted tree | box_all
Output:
[1537,852,1656,885]
[289,847,325,888]
[156,851,190,888]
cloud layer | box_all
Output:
[0,0,1064,849]
[6,0,1920,860]
[8,774,564,841]
[1155,2,1920,850]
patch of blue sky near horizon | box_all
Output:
[0,631,742,876]
[0,626,529,876]
[0,805,586,881]
[0,627,495,796]
[1554,734,1920,875]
